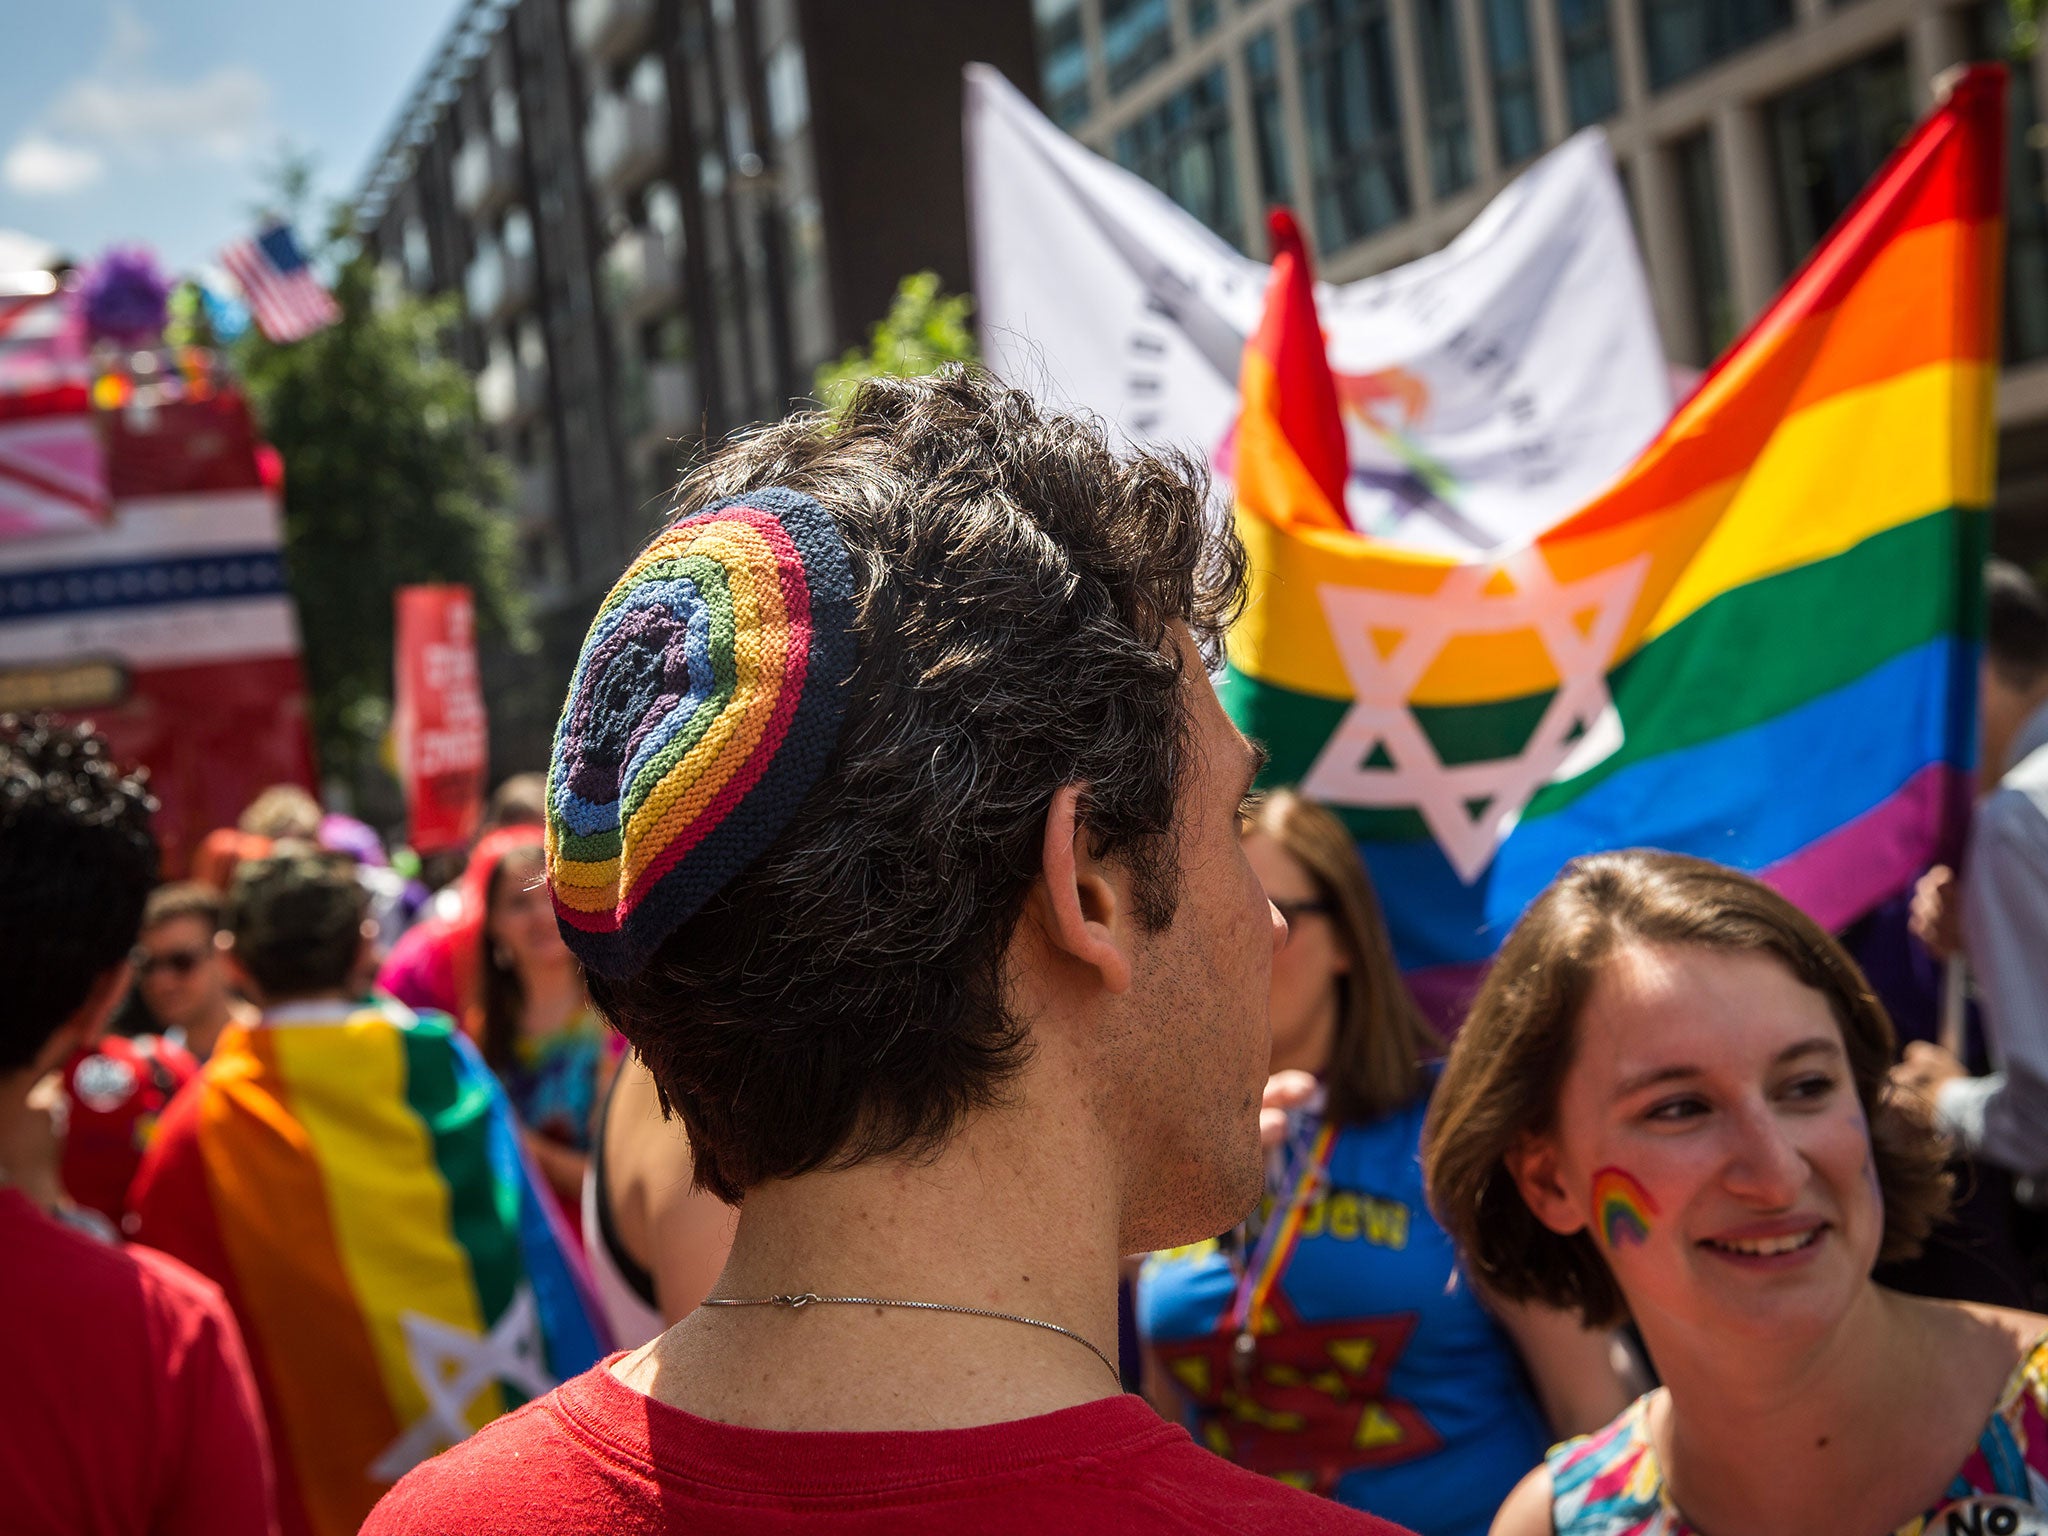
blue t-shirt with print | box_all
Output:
[1137,1087,1549,1536]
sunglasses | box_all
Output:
[134,948,207,979]
[1271,898,1332,939]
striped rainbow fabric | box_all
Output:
[1226,67,2006,1017]
[131,1003,608,1536]
[547,488,856,979]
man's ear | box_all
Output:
[1033,783,1134,995]
[356,919,379,982]
[1505,1132,1589,1238]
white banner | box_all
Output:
[964,64,1672,554]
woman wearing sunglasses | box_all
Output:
[1425,850,2048,1535]
[1138,790,1630,1536]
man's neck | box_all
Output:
[616,1093,1128,1432]
[260,989,363,1024]
[1646,1286,1999,1535]
[0,1065,66,1209]
[181,995,247,1059]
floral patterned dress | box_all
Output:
[1549,1335,2048,1535]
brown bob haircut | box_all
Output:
[1245,789,1441,1124]
[1421,848,1951,1328]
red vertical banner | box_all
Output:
[394,584,487,855]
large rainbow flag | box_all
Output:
[130,1002,609,1536]
[1227,68,2006,1018]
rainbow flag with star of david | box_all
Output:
[129,1001,609,1536]
[1227,67,2006,1021]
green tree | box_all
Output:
[234,254,528,805]
[812,271,978,414]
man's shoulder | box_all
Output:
[362,1384,606,1536]
[3,1195,232,1347]
[1109,1430,1409,1534]
[1981,771,2048,841]
[1968,779,2048,901]
[364,1373,1411,1536]
[123,1238,235,1320]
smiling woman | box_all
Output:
[1422,851,2048,1536]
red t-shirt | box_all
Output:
[0,1188,276,1536]
[61,1033,199,1228]
[365,1358,1412,1535]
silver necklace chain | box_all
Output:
[699,1291,1123,1388]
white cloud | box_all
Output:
[1,4,273,195]
[2,134,106,196]
[49,66,271,162]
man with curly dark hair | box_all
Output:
[0,715,275,1536]
[368,371,1409,1534]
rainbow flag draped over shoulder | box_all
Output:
[1227,68,2005,1016]
[131,1002,609,1536]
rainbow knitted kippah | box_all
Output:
[545,487,857,978]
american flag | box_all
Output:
[219,224,340,344]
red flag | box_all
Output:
[394,585,487,854]
[1233,208,1351,532]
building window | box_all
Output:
[1413,0,1474,196]
[1037,0,1091,127]
[1675,129,1735,362]
[1189,0,1221,33]
[1244,30,1292,205]
[725,100,754,166]
[518,317,547,371]
[1294,0,1411,250]
[1768,44,1912,270]
[1104,0,1175,92]
[1974,3,2048,361]
[1114,66,1242,245]
[402,218,432,290]
[646,181,685,247]
[1559,0,1618,126]
[643,312,693,364]
[1615,157,1641,243]
[502,206,534,260]
[627,52,667,107]
[1484,0,1543,165]
[1641,0,1794,90]
[490,86,521,149]
[766,41,809,140]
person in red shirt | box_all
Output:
[0,715,276,1536]
[57,881,261,1228]
[59,1029,196,1229]
[367,372,1410,1535]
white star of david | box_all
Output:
[1301,548,1650,884]
[367,1284,557,1483]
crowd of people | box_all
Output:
[8,368,2048,1535]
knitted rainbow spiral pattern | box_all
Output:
[545,487,857,978]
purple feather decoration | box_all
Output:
[80,246,173,347]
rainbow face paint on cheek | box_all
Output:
[1591,1166,1660,1248]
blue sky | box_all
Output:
[0,0,463,274]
